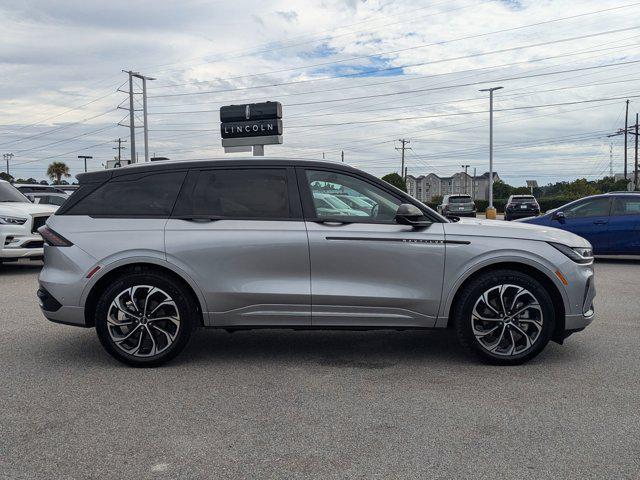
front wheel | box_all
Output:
[95,270,197,367]
[452,269,555,365]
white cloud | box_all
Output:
[0,0,637,184]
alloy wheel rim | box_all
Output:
[471,284,543,357]
[107,285,180,358]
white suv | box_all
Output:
[0,180,57,263]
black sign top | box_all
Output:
[220,102,282,122]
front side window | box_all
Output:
[179,168,291,219]
[612,196,640,216]
[65,171,186,216]
[305,170,402,222]
[563,198,610,218]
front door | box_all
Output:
[298,168,445,328]
[553,197,612,253]
[165,166,311,326]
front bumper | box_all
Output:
[1,233,45,259]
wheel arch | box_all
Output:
[444,261,566,342]
[83,261,206,327]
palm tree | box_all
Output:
[46,162,71,185]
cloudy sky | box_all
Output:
[1,0,639,184]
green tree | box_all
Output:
[0,172,13,182]
[381,172,407,192]
[46,162,71,185]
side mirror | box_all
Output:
[26,194,36,203]
[395,203,430,227]
[552,211,565,222]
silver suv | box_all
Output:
[38,159,595,367]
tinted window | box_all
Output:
[563,198,610,218]
[65,171,186,216]
[177,168,291,219]
[511,196,536,203]
[612,196,640,216]
[305,170,402,222]
[449,196,472,204]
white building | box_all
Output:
[405,171,500,203]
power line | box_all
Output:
[149,26,640,98]
[150,3,640,91]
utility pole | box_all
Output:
[341,150,344,163]
[121,71,155,163]
[461,164,470,194]
[112,138,127,166]
[609,142,614,177]
[624,113,638,190]
[124,70,136,163]
[479,86,503,218]
[395,139,410,178]
[78,155,93,173]
[625,99,629,179]
[3,153,13,176]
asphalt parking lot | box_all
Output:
[1,260,639,479]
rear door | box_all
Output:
[608,196,640,254]
[165,166,311,327]
[298,167,445,328]
[556,197,612,253]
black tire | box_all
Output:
[95,269,197,367]
[452,269,555,365]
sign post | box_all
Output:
[220,101,283,156]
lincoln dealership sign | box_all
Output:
[220,101,283,155]
[221,119,283,138]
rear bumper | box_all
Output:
[505,210,539,219]
[38,286,88,327]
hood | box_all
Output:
[443,217,591,248]
[0,201,58,216]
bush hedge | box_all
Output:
[426,196,579,214]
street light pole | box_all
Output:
[78,155,93,173]
[479,86,503,218]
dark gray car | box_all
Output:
[438,194,477,217]
[38,159,595,367]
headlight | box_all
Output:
[549,242,593,264]
[0,216,28,225]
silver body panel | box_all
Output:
[38,158,595,337]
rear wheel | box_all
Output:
[452,269,555,365]
[95,270,197,367]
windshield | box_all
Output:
[0,183,30,203]
[449,196,472,204]
[511,196,536,203]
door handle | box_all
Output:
[593,220,608,225]
[175,216,221,223]
[314,220,351,226]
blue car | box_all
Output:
[518,192,640,255]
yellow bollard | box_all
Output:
[485,206,497,220]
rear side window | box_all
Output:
[175,168,291,219]
[64,171,186,216]
[612,197,640,216]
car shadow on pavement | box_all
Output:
[0,261,43,275]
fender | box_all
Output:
[436,250,570,328]
[79,251,210,323]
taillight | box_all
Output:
[38,226,73,247]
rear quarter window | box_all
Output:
[63,171,186,217]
